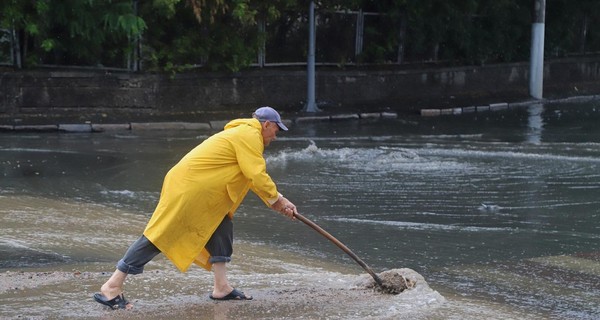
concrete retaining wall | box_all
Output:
[1,56,599,125]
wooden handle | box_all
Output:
[294,212,383,287]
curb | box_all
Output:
[0,111,399,133]
[421,102,513,117]
[419,94,600,117]
[1,94,598,132]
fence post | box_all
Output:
[304,1,320,112]
[258,18,266,67]
[397,11,407,64]
[529,0,545,99]
[11,26,21,69]
[355,9,364,58]
[133,0,141,71]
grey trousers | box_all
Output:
[116,216,233,274]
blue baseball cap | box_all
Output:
[254,106,288,131]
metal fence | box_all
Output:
[0,10,402,71]
[260,10,392,66]
[1,8,597,71]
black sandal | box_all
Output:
[93,292,131,309]
[209,288,253,301]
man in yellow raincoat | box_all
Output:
[94,107,297,309]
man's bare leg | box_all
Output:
[99,269,132,308]
[211,262,234,298]
[210,262,253,300]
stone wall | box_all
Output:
[1,56,599,124]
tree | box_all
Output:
[2,0,599,71]
[142,0,300,72]
[0,0,145,68]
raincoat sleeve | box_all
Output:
[232,128,280,205]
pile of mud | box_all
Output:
[370,269,418,294]
[356,268,423,293]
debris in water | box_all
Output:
[357,268,419,294]
[479,203,501,212]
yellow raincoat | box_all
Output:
[143,118,279,272]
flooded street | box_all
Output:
[1,101,599,319]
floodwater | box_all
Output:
[1,100,599,319]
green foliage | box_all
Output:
[545,0,600,56]
[152,0,180,18]
[1,0,146,67]
[141,0,298,72]
[1,0,599,71]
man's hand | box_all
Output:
[271,195,297,220]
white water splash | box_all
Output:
[267,141,472,173]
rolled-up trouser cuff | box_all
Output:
[209,256,232,264]
[116,235,161,275]
[205,216,233,264]
[117,259,146,275]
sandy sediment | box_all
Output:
[0,263,446,319]
[0,261,541,320]
[0,195,545,319]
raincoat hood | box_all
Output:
[224,118,264,146]
[224,118,262,132]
